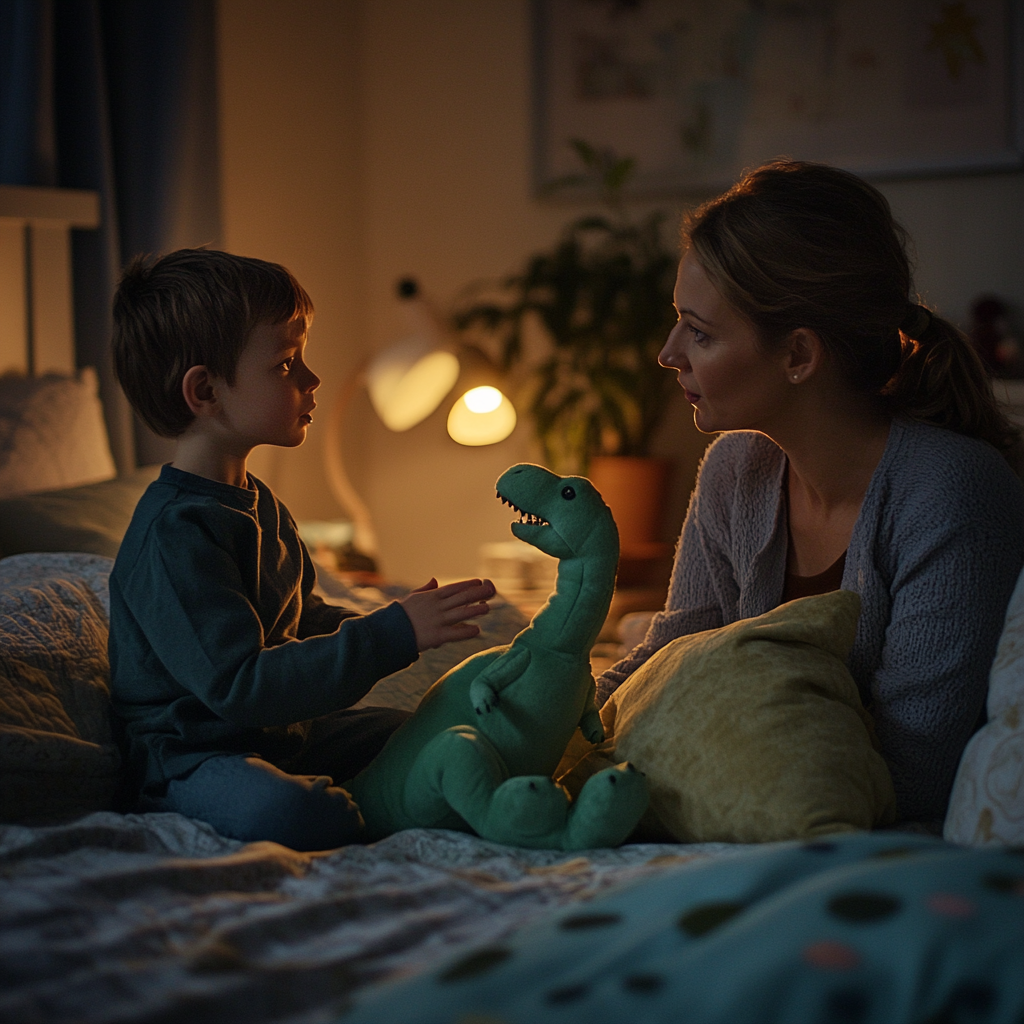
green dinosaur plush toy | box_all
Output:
[344,463,649,850]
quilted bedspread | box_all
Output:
[0,810,738,1023]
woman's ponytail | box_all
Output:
[885,304,1020,455]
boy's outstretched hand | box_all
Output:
[400,577,496,652]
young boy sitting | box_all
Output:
[109,248,495,851]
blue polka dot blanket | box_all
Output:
[342,832,1024,1024]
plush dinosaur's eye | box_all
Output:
[561,486,576,500]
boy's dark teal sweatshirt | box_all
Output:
[109,465,418,793]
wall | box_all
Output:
[881,173,1024,324]
[217,0,364,521]
[218,0,1024,585]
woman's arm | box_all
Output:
[595,509,727,705]
[594,434,774,705]
[867,454,1024,822]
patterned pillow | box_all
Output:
[944,565,1024,845]
[0,554,121,824]
[0,368,116,498]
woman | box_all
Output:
[595,161,1024,827]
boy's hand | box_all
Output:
[400,577,496,652]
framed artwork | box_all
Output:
[532,0,1024,196]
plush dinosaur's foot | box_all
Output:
[483,776,571,844]
[561,762,649,851]
[406,727,574,848]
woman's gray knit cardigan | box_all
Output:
[595,418,1024,823]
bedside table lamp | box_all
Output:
[324,278,516,562]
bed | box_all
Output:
[1,187,1022,1024]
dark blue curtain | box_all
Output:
[0,0,221,470]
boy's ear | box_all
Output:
[181,365,219,417]
[781,327,824,385]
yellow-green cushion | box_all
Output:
[599,590,896,843]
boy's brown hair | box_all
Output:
[113,248,314,437]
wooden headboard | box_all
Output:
[0,185,100,377]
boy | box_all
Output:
[109,249,495,850]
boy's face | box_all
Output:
[217,318,320,449]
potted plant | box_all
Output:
[453,141,679,549]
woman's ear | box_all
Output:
[181,365,219,417]
[782,328,825,385]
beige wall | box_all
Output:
[219,0,1024,585]
[218,0,365,521]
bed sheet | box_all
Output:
[0,810,742,1023]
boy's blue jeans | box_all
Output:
[139,706,410,851]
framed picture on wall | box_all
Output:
[532,0,1024,196]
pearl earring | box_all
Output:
[791,373,799,382]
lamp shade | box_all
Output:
[366,338,459,431]
[325,279,516,560]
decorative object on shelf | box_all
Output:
[325,278,517,567]
[454,141,677,477]
[970,294,1022,379]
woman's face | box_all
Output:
[660,251,790,435]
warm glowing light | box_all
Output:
[366,341,460,431]
[447,389,517,446]
[463,385,502,414]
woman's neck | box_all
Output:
[767,391,892,577]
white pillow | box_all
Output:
[0,367,116,498]
[944,566,1024,845]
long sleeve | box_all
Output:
[595,495,726,705]
[118,504,416,727]
[109,466,419,788]
[596,432,786,706]
[853,427,1024,821]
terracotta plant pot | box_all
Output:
[587,456,673,556]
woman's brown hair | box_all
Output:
[685,160,1017,454]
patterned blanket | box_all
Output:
[0,810,740,1023]
[348,831,1024,1024]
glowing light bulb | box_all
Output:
[463,386,502,414]
[447,388,517,446]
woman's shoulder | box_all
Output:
[888,418,1021,489]
[698,430,785,489]
[883,418,1024,524]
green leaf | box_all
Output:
[569,138,599,167]
[604,156,636,194]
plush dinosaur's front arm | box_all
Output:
[469,645,532,714]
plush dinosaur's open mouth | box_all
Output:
[497,491,550,527]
